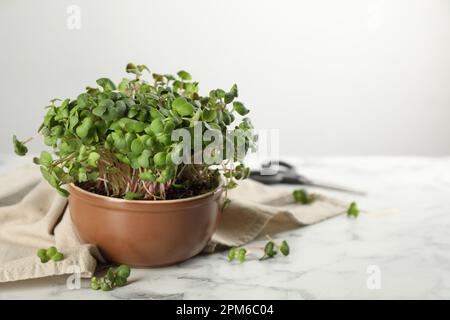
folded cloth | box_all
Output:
[0,165,348,283]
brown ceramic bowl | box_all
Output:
[68,183,223,267]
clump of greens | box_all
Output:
[260,239,290,261]
[292,189,316,204]
[228,247,247,263]
[228,238,290,263]
[347,201,359,218]
[90,265,131,291]
[13,135,29,156]
[14,63,256,200]
[37,246,64,263]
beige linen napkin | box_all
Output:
[0,165,348,283]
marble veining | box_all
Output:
[0,156,449,299]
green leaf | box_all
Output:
[347,202,359,218]
[106,268,115,282]
[37,248,47,259]
[78,167,88,182]
[51,252,64,262]
[163,120,175,134]
[224,93,234,104]
[215,89,225,98]
[92,106,106,117]
[230,83,238,98]
[39,151,53,167]
[90,277,100,290]
[153,151,167,168]
[126,63,140,75]
[149,107,162,119]
[124,192,142,200]
[172,97,194,116]
[87,152,101,167]
[156,133,171,146]
[137,150,151,168]
[40,167,58,188]
[96,78,116,92]
[51,125,64,137]
[69,114,79,130]
[46,246,57,258]
[237,248,246,263]
[114,276,127,287]
[280,240,290,256]
[222,198,231,211]
[139,171,156,182]
[158,167,175,183]
[100,98,115,108]
[130,138,144,156]
[148,118,164,134]
[116,265,131,279]
[164,74,175,81]
[264,241,276,258]
[44,135,57,147]
[115,100,127,115]
[118,78,130,93]
[292,189,315,204]
[123,119,145,133]
[177,70,192,81]
[233,101,249,116]
[202,109,217,122]
[111,132,127,150]
[137,64,150,73]
[153,73,164,82]
[100,281,112,291]
[228,247,236,262]
[76,117,94,139]
[12,135,28,156]
[56,186,70,198]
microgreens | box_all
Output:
[37,246,64,263]
[90,265,131,291]
[292,189,316,204]
[13,63,256,200]
[347,202,359,218]
[260,239,290,261]
[228,238,290,263]
[228,247,247,263]
[237,248,247,263]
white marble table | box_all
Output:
[0,155,449,299]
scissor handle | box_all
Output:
[261,160,295,170]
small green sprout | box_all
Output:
[90,265,131,291]
[90,277,101,290]
[237,248,247,263]
[51,252,64,261]
[347,202,359,218]
[222,198,232,211]
[228,238,290,263]
[116,265,131,279]
[12,135,28,156]
[37,246,64,263]
[292,189,316,204]
[260,241,276,260]
[46,246,57,258]
[228,247,236,262]
[280,240,290,256]
[37,248,47,259]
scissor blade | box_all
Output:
[303,181,367,196]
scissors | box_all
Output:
[249,160,366,196]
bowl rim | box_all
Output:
[68,180,223,206]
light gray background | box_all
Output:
[1,0,449,156]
